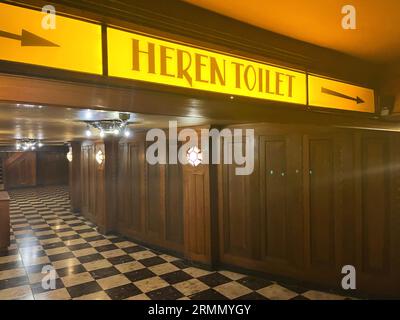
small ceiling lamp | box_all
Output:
[15,138,43,151]
[83,113,134,138]
[124,129,131,137]
[96,150,104,165]
[187,146,203,167]
[85,125,92,137]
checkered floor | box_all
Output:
[0,186,352,300]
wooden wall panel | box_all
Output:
[70,122,400,296]
[37,151,68,186]
[217,123,400,297]
[69,142,82,212]
[4,152,36,189]
[308,138,335,269]
[259,134,303,270]
[165,162,184,245]
[117,143,144,233]
[80,141,106,228]
[183,164,212,263]
[360,136,389,274]
[4,149,67,190]
[146,161,164,239]
[117,136,184,254]
[131,143,146,232]
[223,164,251,258]
[261,138,287,262]
[219,129,304,277]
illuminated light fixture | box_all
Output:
[96,150,105,165]
[85,125,92,137]
[15,138,43,151]
[83,113,135,138]
[66,150,73,162]
[187,146,203,167]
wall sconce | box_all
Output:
[66,150,73,162]
[96,150,105,165]
[187,146,203,167]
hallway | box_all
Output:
[0,186,351,300]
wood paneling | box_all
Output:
[146,158,164,239]
[4,152,36,188]
[308,137,335,269]
[259,133,303,270]
[37,151,68,186]
[69,142,82,212]
[218,123,400,296]
[2,149,67,190]
[183,164,212,264]
[80,141,106,228]
[117,142,145,233]
[117,135,184,253]
[68,123,400,296]
[0,191,10,251]
[360,136,389,274]
[221,160,252,259]
[165,161,184,245]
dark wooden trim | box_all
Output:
[1,73,398,131]
[69,141,81,212]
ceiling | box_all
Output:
[0,103,213,145]
[183,0,400,69]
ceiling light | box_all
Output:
[83,113,134,138]
[15,138,43,151]
[124,129,131,137]
[85,126,92,137]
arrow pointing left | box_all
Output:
[0,29,59,47]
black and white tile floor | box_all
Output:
[0,186,352,300]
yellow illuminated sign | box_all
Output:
[1,4,376,113]
[0,3,102,74]
[107,27,307,105]
[308,75,375,113]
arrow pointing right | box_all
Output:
[321,87,364,104]
[0,29,59,47]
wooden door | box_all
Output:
[259,133,303,273]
